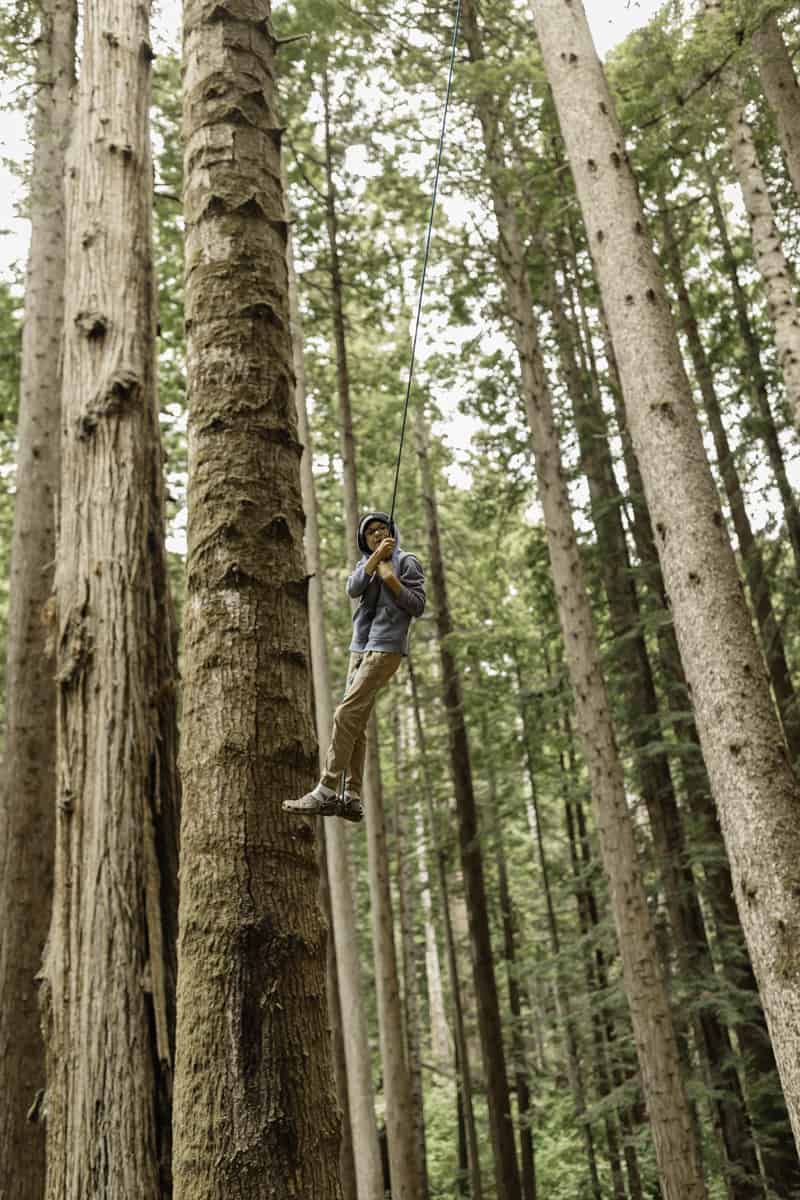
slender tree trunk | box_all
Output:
[290,230,379,1200]
[171,5,341,1196]
[704,171,800,576]
[462,7,706,1196]
[414,795,453,1071]
[533,0,800,1151]
[517,675,602,1200]
[318,52,423,1200]
[408,655,484,1200]
[752,12,800,201]
[660,199,800,763]
[393,714,430,1200]
[365,729,426,1200]
[415,407,522,1200]
[0,4,75,1197]
[473,656,536,1200]
[322,64,360,545]
[562,789,628,1200]
[703,0,800,430]
[41,0,180,1194]
[320,837,359,1200]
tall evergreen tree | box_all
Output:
[533,0,800,1152]
[40,0,180,1193]
[0,3,75,1196]
[171,3,342,1196]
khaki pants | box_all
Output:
[321,651,402,796]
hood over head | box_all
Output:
[357,511,398,555]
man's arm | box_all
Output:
[346,537,395,597]
[377,555,425,616]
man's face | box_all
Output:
[366,521,390,549]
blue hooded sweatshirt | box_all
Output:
[346,511,426,656]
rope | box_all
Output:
[388,0,462,526]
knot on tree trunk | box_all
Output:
[77,364,142,439]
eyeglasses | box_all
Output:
[366,524,389,537]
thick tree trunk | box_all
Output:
[703,0,800,430]
[660,200,800,763]
[41,0,180,1195]
[533,0,800,1152]
[752,12,800,202]
[0,4,75,1197]
[461,6,706,1196]
[171,5,341,1196]
[290,230,378,1200]
[415,408,522,1200]
[704,171,800,576]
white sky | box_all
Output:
[0,0,665,282]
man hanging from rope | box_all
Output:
[284,512,426,823]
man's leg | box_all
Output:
[320,651,402,792]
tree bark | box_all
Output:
[171,4,341,1196]
[0,3,75,1197]
[752,12,800,202]
[533,0,800,1152]
[290,227,376,1200]
[704,0,800,431]
[415,407,522,1200]
[41,0,180,1194]
[660,198,800,763]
